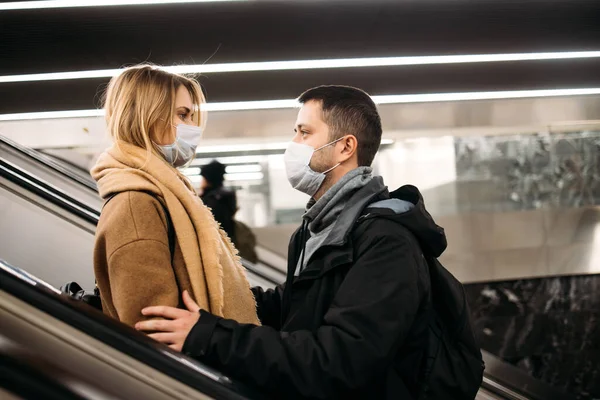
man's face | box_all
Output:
[293,100,336,172]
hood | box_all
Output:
[366,185,447,257]
[315,177,447,258]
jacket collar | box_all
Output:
[315,176,388,248]
[287,176,388,281]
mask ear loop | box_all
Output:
[314,135,346,152]
[315,136,346,173]
[322,162,340,174]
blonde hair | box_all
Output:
[103,64,206,160]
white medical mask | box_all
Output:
[156,124,203,168]
[283,137,344,197]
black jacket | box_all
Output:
[183,177,447,399]
[201,186,237,241]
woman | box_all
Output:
[91,64,259,328]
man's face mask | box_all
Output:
[283,136,344,197]
[156,124,203,168]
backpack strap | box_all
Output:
[103,191,175,262]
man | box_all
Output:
[136,85,448,399]
[199,160,238,242]
[199,159,259,263]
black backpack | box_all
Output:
[417,254,484,400]
[358,213,484,400]
[61,191,176,311]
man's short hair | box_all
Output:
[298,85,382,166]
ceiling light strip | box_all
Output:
[2,51,600,84]
[373,88,600,104]
[0,0,244,11]
[0,109,105,121]
[1,88,600,121]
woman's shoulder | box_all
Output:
[103,191,164,214]
[99,191,167,241]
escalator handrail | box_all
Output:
[0,135,98,192]
[0,157,280,286]
[480,350,577,400]
[240,259,285,285]
[481,375,530,400]
[1,159,99,225]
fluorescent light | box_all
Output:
[192,155,265,165]
[188,175,203,183]
[0,109,104,121]
[196,141,396,157]
[182,167,200,176]
[225,172,264,181]
[3,51,600,83]
[225,164,262,173]
[201,100,299,112]
[0,0,244,11]
[373,88,600,104]
[0,69,123,83]
[2,88,600,121]
[195,141,291,153]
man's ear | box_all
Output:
[338,135,358,163]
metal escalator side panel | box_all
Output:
[0,290,214,400]
[0,260,265,399]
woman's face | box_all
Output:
[154,85,196,145]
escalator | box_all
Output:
[0,255,564,400]
[0,136,102,210]
[0,251,567,400]
[0,138,276,399]
[0,135,286,288]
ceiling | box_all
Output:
[1,0,600,114]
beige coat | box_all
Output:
[91,142,260,327]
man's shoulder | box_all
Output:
[352,214,418,248]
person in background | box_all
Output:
[199,160,237,242]
[200,160,259,263]
[91,64,259,328]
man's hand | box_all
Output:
[135,290,200,352]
